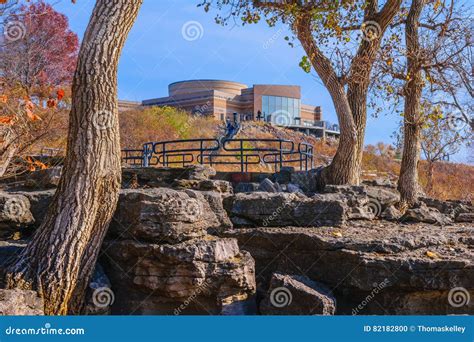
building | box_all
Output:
[124,79,340,138]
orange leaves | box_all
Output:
[26,157,48,172]
[24,99,42,121]
[0,95,7,104]
[0,116,15,125]
[56,89,65,101]
[0,0,7,4]
[45,88,65,109]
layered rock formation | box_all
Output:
[102,187,256,315]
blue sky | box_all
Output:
[50,0,470,162]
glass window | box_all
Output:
[282,97,288,115]
[262,96,269,118]
[268,96,276,118]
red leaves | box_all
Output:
[47,98,57,109]
[56,89,65,101]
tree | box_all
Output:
[201,0,402,186]
[0,1,79,97]
[7,0,143,315]
[421,111,467,194]
[373,0,472,206]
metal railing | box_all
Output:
[122,138,313,172]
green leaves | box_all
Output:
[299,56,312,73]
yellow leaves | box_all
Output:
[434,0,442,12]
[426,251,439,259]
[331,231,343,238]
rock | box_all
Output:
[102,237,256,315]
[0,289,43,315]
[420,197,473,219]
[0,240,24,286]
[290,169,320,193]
[287,183,304,194]
[258,178,281,193]
[223,222,473,314]
[224,192,346,227]
[109,188,224,244]
[321,186,374,220]
[24,167,62,189]
[365,186,400,209]
[173,179,233,194]
[84,264,113,315]
[0,193,34,239]
[200,191,233,234]
[260,273,336,315]
[455,212,474,223]
[234,182,260,193]
[381,205,402,221]
[122,166,216,188]
[13,190,55,229]
[363,178,395,188]
[274,167,294,184]
[402,203,452,225]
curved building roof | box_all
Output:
[169,79,248,97]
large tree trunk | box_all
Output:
[7,0,143,315]
[294,14,359,186]
[294,1,401,187]
[397,0,426,208]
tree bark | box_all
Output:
[397,0,426,208]
[7,0,143,315]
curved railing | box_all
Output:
[122,138,314,172]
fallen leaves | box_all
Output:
[426,251,439,259]
[0,95,7,103]
[331,231,343,238]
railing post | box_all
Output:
[240,140,244,173]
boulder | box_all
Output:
[381,205,402,221]
[420,197,473,219]
[321,186,374,220]
[173,179,233,194]
[122,166,216,188]
[0,193,34,239]
[402,203,452,225]
[24,167,62,189]
[455,212,474,223]
[234,182,260,193]
[223,221,473,315]
[84,264,113,315]
[102,237,256,315]
[260,273,336,315]
[13,190,55,229]
[224,192,346,227]
[0,289,43,315]
[290,169,320,193]
[365,186,400,209]
[287,183,304,194]
[109,188,223,243]
[258,178,281,193]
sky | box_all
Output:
[49,0,470,163]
